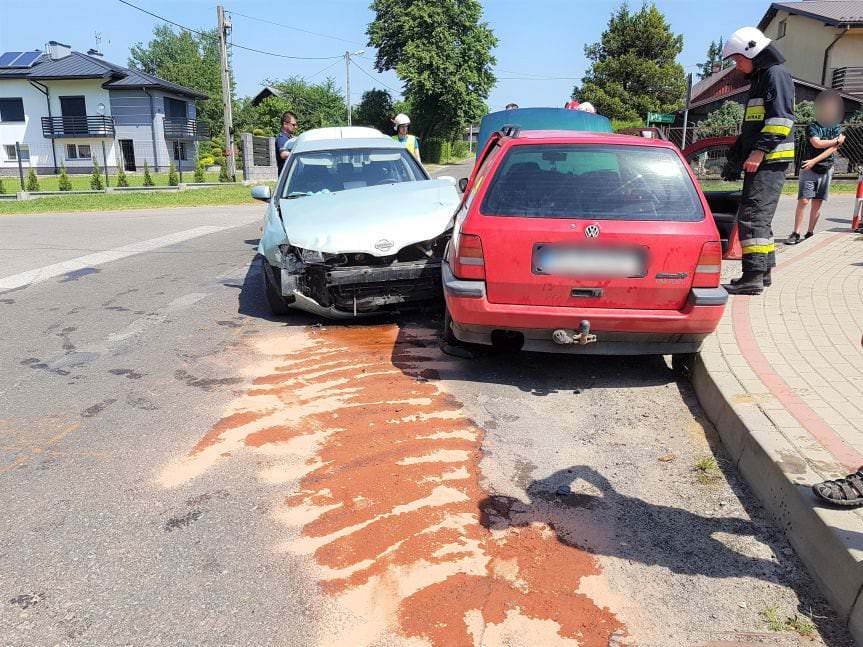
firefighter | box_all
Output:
[720,27,795,295]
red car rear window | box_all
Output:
[480,144,704,221]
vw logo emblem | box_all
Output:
[584,224,600,239]
[374,239,394,252]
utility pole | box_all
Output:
[217,5,236,182]
[345,51,351,126]
[343,50,365,127]
[681,72,693,149]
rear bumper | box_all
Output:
[442,261,726,354]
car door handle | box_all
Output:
[570,288,603,298]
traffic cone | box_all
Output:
[852,172,863,232]
[726,221,743,260]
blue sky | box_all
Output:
[1,0,771,111]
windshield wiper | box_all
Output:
[286,191,312,199]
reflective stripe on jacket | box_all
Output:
[733,46,796,166]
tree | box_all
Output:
[233,77,346,135]
[58,164,73,191]
[90,159,104,190]
[794,100,816,124]
[367,0,497,140]
[353,89,395,134]
[115,166,129,188]
[129,25,223,136]
[695,100,744,137]
[194,161,206,183]
[573,3,686,121]
[167,163,179,186]
[142,161,155,187]
[25,169,40,192]
[696,38,732,80]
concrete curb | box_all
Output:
[692,337,863,644]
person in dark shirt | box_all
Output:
[275,111,298,176]
[786,90,845,244]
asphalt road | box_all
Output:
[0,167,854,646]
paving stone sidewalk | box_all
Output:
[694,228,863,642]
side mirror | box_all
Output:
[458,178,469,192]
[437,175,457,186]
[251,185,271,201]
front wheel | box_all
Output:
[263,259,292,316]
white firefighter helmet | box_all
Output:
[393,113,411,130]
[722,27,771,60]
[576,101,596,114]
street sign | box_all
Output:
[647,112,675,124]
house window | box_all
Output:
[65,144,92,160]
[777,19,787,39]
[4,143,29,161]
[0,98,25,122]
[172,140,188,161]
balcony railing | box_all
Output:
[41,115,115,139]
[163,118,211,141]
[832,67,863,96]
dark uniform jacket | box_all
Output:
[724,45,795,178]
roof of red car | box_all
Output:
[506,129,676,149]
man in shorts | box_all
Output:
[786,90,845,244]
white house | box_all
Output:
[0,41,209,176]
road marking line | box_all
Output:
[0,422,80,475]
[0,225,230,292]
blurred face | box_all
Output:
[397,124,408,137]
[282,116,298,134]
[816,97,842,124]
[731,54,753,74]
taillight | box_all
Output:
[449,233,485,280]
[693,241,722,288]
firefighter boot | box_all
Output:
[724,271,765,295]
[730,268,771,288]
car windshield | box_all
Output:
[480,144,704,221]
[282,147,426,198]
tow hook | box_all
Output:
[552,320,597,346]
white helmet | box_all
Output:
[393,113,410,129]
[722,27,771,60]
[576,101,596,114]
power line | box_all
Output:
[304,59,342,81]
[350,59,402,95]
[116,0,343,60]
[226,10,365,46]
[495,68,578,80]
[496,77,579,81]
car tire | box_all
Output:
[442,305,458,345]
[671,353,694,379]
[262,259,292,316]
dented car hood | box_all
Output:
[278,179,460,255]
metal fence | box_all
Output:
[665,123,863,178]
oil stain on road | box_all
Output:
[159,324,626,646]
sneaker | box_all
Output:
[804,231,814,240]
[786,232,801,245]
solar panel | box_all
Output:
[0,52,23,67]
[12,51,42,67]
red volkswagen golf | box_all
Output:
[442,128,727,366]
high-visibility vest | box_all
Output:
[394,134,419,159]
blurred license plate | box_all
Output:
[533,245,645,278]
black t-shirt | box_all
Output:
[804,122,841,173]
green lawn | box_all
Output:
[0,184,265,215]
[1,170,223,192]
[699,180,860,195]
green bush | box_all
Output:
[168,163,179,186]
[0,178,6,194]
[219,161,230,182]
[89,159,104,190]
[194,162,206,183]
[199,155,215,167]
[423,139,452,165]
[115,166,129,188]
[25,168,40,192]
[252,128,265,136]
[142,161,155,187]
[451,140,469,159]
[611,118,645,132]
[58,165,73,191]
